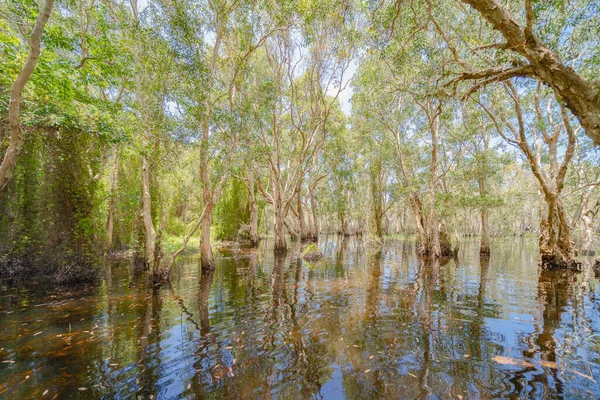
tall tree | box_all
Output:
[0,0,54,192]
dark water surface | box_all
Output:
[1,237,600,399]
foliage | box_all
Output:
[1,0,599,280]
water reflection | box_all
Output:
[1,237,600,398]
[199,270,214,335]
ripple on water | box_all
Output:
[1,237,600,398]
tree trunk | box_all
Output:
[478,133,490,256]
[306,204,316,240]
[309,187,318,240]
[197,14,221,271]
[480,207,490,256]
[370,166,383,238]
[142,156,156,270]
[539,196,579,270]
[428,115,441,258]
[273,194,287,252]
[460,0,600,145]
[409,193,431,257]
[297,184,308,240]
[0,0,55,193]
[106,145,119,250]
[200,202,214,271]
[438,220,458,257]
[247,170,259,247]
[581,213,595,256]
[339,212,348,236]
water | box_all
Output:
[1,236,600,399]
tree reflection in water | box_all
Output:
[1,237,600,398]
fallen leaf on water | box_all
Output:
[492,356,533,368]
[541,360,557,369]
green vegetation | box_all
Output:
[1,0,599,282]
[302,243,323,261]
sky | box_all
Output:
[328,59,357,116]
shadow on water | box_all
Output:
[1,236,600,398]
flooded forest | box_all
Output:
[1,0,600,398]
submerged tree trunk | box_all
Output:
[428,113,441,258]
[369,165,384,239]
[339,212,348,236]
[438,220,456,257]
[482,82,580,269]
[539,196,579,270]
[478,129,491,256]
[409,193,431,257]
[273,195,287,252]
[199,129,214,270]
[0,0,55,193]
[480,207,490,256]
[196,13,222,271]
[132,0,158,274]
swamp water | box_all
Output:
[1,237,600,399]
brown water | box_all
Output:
[1,237,599,399]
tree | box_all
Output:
[0,0,54,192]
[479,82,580,269]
